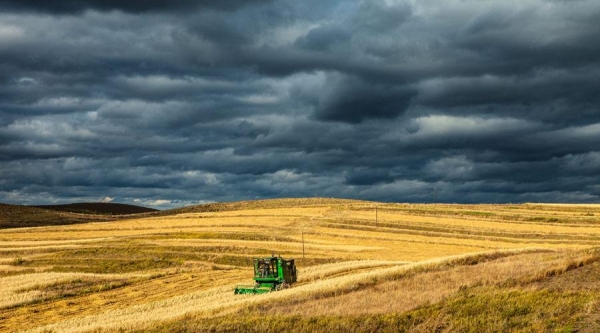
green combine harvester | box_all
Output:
[234,255,297,294]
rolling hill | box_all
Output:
[0,202,158,229]
[1,198,600,332]
[0,203,115,229]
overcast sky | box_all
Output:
[1,0,599,209]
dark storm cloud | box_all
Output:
[345,169,394,186]
[294,26,352,52]
[315,75,417,123]
[1,0,600,208]
[0,0,272,14]
[354,0,412,32]
[414,70,600,128]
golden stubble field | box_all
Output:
[2,198,600,332]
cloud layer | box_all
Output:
[1,0,600,208]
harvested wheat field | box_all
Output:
[2,198,600,332]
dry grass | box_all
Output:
[0,272,149,309]
[25,249,542,333]
[1,198,600,332]
[255,250,600,317]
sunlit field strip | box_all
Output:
[0,238,117,247]
[388,205,600,218]
[27,249,543,333]
[526,203,600,208]
[0,227,275,241]
[307,229,536,251]
[0,245,86,252]
[309,228,497,248]
[1,270,248,332]
[261,250,593,317]
[151,239,384,253]
[0,218,303,241]
[362,215,600,234]
[341,203,600,219]
[143,231,500,260]
[0,272,152,309]
[376,202,600,213]
[349,210,600,234]
[314,222,600,247]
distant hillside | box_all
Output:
[0,202,158,229]
[0,203,116,229]
[34,202,158,215]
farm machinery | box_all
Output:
[234,255,297,294]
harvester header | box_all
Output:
[234,255,297,294]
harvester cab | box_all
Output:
[234,255,297,294]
